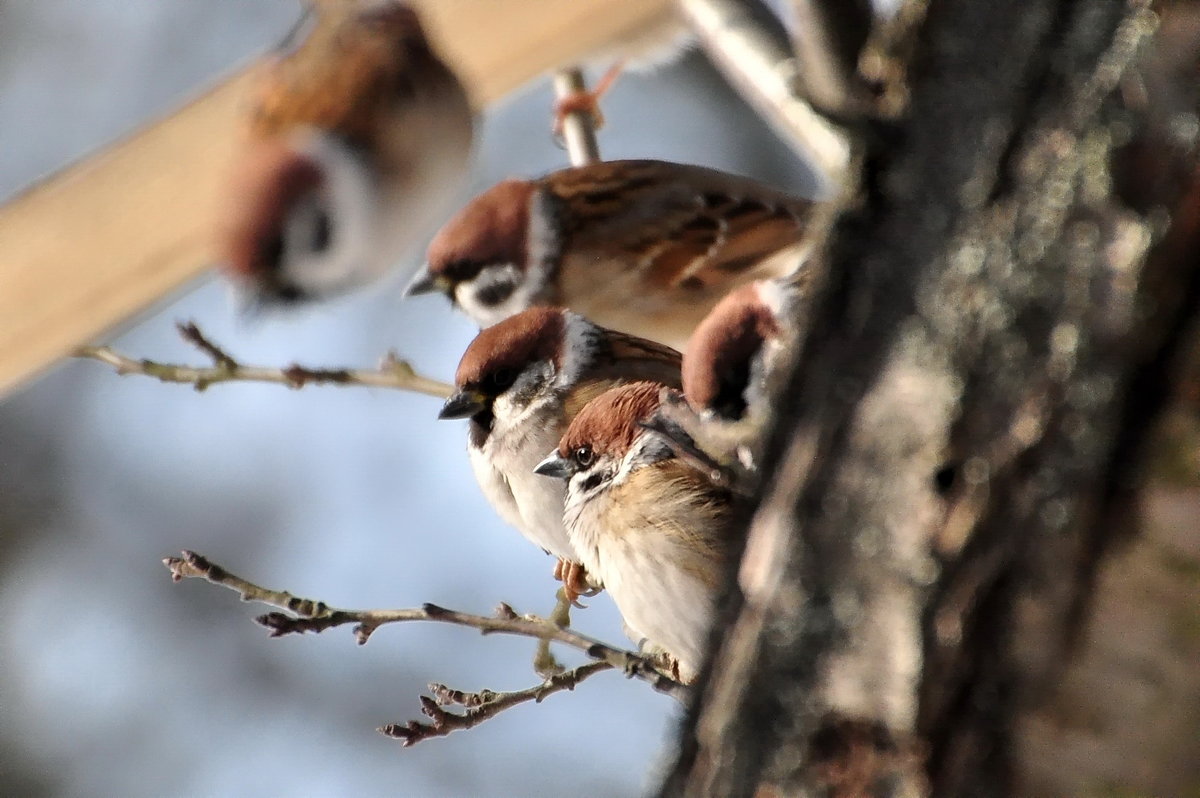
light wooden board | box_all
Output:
[0,0,674,395]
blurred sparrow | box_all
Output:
[437,308,682,599]
[534,381,739,681]
[221,1,473,306]
[409,159,814,350]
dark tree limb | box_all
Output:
[660,0,1183,795]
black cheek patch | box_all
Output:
[581,472,605,493]
[258,232,285,275]
[273,284,308,304]
[474,280,516,308]
[310,206,332,253]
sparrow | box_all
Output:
[408,159,815,351]
[635,278,799,489]
[437,307,682,599]
[220,1,473,307]
[534,381,740,682]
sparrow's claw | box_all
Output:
[636,641,685,683]
[553,558,600,606]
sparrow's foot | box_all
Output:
[553,558,600,605]
[634,638,690,684]
[551,61,623,139]
[650,650,685,683]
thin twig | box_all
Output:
[76,320,452,398]
[163,550,686,699]
[383,661,614,746]
[553,68,603,166]
[532,587,576,678]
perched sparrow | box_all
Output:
[683,278,794,421]
[221,1,473,306]
[534,381,740,682]
[437,307,682,598]
[408,159,815,350]
[638,278,798,485]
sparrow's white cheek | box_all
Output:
[453,264,537,328]
[281,129,381,297]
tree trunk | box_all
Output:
[661,1,1200,795]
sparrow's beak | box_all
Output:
[533,452,573,480]
[438,389,488,420]
[405,265,452,297]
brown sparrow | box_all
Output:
[408,159,815,350]
[221,1,473,306]
[639,277,800,483]
[437,308,682,598]
[534,381,740,682]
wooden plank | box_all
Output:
[0,0,674,395]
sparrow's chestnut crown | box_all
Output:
[683,282,782,418]
[451,307,566,391]
[423,178,535,291]
[556,381,665,461]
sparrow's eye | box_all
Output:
[489,368,516,390]
[573,446,594,468]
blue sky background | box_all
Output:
[0,3,819,795]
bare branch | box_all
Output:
[176,321,238,370]
[162,550,687,700]
[381,661,615,746]
[679,0,852,192]
[76,320,452,398]
[532,587,577,678]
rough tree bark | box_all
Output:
[661,1,1199,796]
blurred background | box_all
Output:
[0,3,819,795]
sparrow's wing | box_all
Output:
[562,335,682,420]
[600,331,684,386]
[544,160,814,292]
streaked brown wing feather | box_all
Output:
[561,332,682,420]
[543,160,813,291]
[600,332,683,386]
